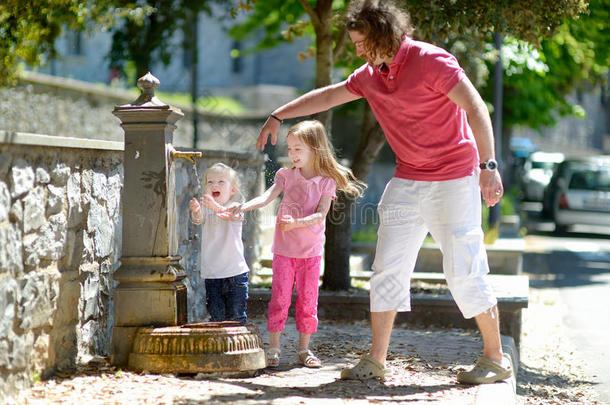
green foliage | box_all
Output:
[480,0,609,132]
[230,1,587,84]
[351,224,378,243]
[156,91,245,114]
[0,1,152,86]
[0,0,250,87]
[108,0,214,84]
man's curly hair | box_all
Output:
[345,0,414,61]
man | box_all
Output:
[257,0,511,384]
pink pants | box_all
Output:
[267,254,321,334]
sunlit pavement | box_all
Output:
[521,202,610,403]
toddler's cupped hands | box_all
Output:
[188,197,201,213]
[201,194,223,212]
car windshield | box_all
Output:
[568,166,610,191]
[531,161,556,170]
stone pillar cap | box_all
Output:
[115,72,170,110]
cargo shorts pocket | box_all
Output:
[448,227,489,279]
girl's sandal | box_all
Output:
[266,348,281,368]
[297,349,322,368]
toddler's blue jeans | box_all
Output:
[205,272,249,324]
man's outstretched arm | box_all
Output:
[257,81,362,150]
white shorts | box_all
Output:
[370,174,497,319]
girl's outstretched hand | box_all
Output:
[279,214,297,231]
[221,203,243,216]
[216,211,242,221]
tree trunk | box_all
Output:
[323,103,386,290]
[323,193,354,290]
[352,104,386,180]
[501,126,513,187]
[311,0,334,131]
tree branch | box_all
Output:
[333,0,352,60]
[333,27,349,60]
[298,0,321,28]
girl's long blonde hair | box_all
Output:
[287,120,366,198]
[203,163,244,203]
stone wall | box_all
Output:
[0,133,123,401]
[0,132,265,401]
[0,71,274,152]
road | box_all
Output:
[522,203,610,403]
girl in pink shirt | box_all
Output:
[233,120,365,368]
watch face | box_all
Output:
[486,160,498,171]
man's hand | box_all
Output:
[279,214,297,231]
[257,116,281,151]
[480,170,503,207]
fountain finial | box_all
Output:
[120,72,169,108]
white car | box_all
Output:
[544,156,610,233]
[521,152,564,201]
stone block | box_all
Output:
[30,333,52,373]
[35,166,51,185]
[23,186,45,233]
[92,169,108,200]
[46,184,64,216]
[114,281,187,327]
[67,172,83,228]
[0,154,11,177]
[111,326,139,366]
[54,274,81,325]
[0,277,18,336]
[50,162,71,186]
[18,272,57,331]
[38,214,68,261]
[9,200,23,223]
[0,180,10,222]
[87,199,113,258]
[5,223,23,276]
[10,158,34,199]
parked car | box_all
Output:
[542,156,610,233]
[521,151,564,201]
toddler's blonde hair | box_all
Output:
[203,163,243,203]
[287,120,366,198]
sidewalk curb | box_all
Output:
[473,335,518,405]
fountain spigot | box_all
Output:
[171,150,203,164]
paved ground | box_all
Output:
[16,318,492,405]
[16,284,605,405]
[14,231,608,404]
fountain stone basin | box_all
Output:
[128,322,266,375]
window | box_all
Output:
[66,31,83,56]
[231,40,242,73]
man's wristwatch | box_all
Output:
[480,159,498,171]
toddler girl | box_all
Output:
[189,163,250,324]
[233,120,365,368]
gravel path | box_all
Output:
[16,285,604,404]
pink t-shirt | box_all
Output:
[346,38,478,181]
[272,168,336,258]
